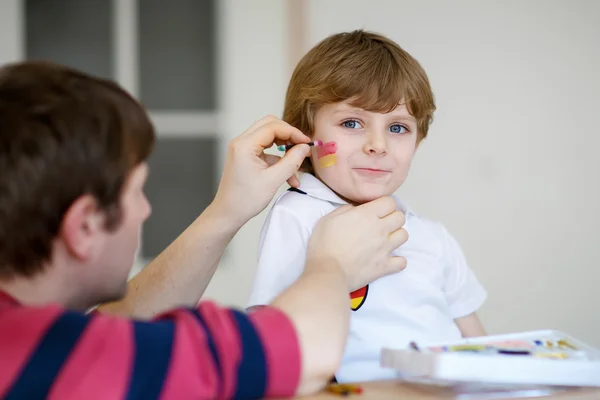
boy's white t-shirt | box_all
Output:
[247,173,487,382]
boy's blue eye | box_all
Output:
[342,120,363,129]
[389,124,408,134]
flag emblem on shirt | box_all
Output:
[350,285,368,311]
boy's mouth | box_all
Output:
[352,168,391,177]
[354,168,390,172]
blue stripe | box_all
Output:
[5,311,90,399]
[231,310,267,400]
[126,320,175,400]
[190,310,222,396]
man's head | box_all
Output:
[283,30,436,203]
[0,61,155,309]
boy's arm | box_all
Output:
[438,223,488,334]
[455,312,487,337]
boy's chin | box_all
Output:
[345,188,396,205]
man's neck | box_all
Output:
[0,271,76,310]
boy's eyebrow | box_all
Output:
[391,115,417,123]
[332,107,367,115]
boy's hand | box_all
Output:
[212,115,311,227]
[305,197,408,291]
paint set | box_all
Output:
[277,140,338,169]
[381,330,600,388]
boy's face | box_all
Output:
[310,101,418,204]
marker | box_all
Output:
[327,383,363,396]
[277,140,323,151]
[557,339,578,350]
[535,352,569,359]
[497,349,531,355]
[446,345,487,352]
[409,341,421,352]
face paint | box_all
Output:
[317,141,337,168]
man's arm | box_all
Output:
[0,303,301,399]
[98,203,238,319]
[98,116,313,319]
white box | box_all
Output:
[380,330,600,388]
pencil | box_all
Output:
[277,140,323,151]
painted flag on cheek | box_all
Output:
[317,142,337,168]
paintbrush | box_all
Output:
[277,140,323,151]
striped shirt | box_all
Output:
[0,290,300,399]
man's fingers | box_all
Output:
[242,115,279,137]
[327,204,354,217]
[388,228,409,252]
[264,143,310,186]
[287,174,301,188]
[249,120,311,152]
[262,153,282,167]
[387,256,408,274]
[262,154,302,187]
[357,196,397,218]
[381,210,406,234]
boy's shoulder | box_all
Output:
[404,209,465,257]
[394,201,455,247]
[270,187,337,223]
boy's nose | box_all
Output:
[363,131,388,155]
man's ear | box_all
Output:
[59,194,106,261]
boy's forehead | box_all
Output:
[329,101,416,120]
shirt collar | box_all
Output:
[297,172,414,216]
[0,289,20,308]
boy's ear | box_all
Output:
[59,194,107,261]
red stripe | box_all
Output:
[0,306,62,397]
[317,141,337,158]
[249,307,301,397]
[199,304,241,399]
[47,314,133,400]
[159,309,221,399]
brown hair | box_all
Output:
[283,30,436,170]
[0,61,155,278]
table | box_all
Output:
[300,380,600,399]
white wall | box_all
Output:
[301,0,600,346]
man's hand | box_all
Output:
[306,197,409,291]
[212,115,311,227]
